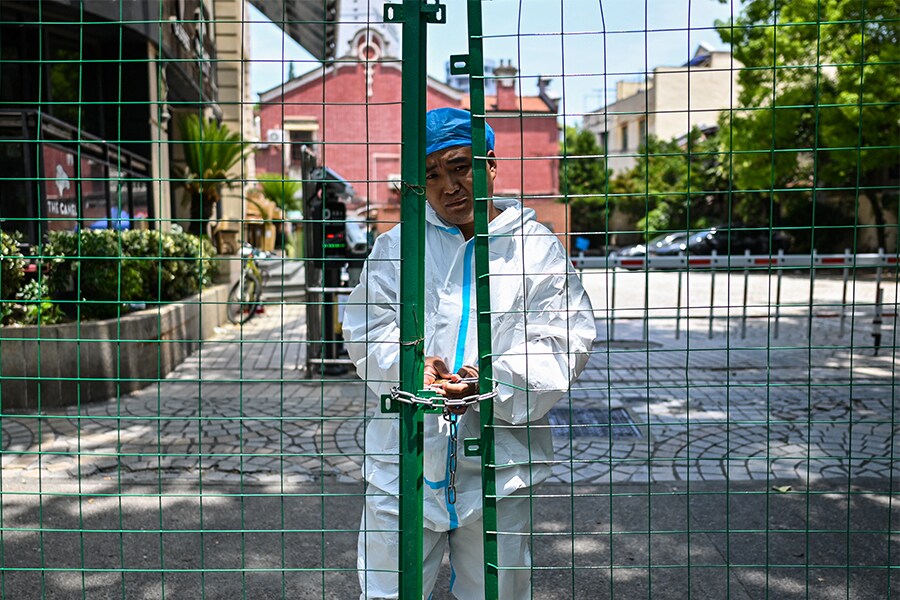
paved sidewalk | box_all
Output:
[3,276,897,486]
[0,271,896,598]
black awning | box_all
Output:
[250,0,339,62]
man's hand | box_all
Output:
[424,360,479,415]
[423,356,454,387]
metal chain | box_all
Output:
[387,383,498,505]
[387,381,496,411]
[446,413,458,505]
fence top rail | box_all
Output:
[572,251,898,271]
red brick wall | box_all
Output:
[488,114,559,197]
[258,63,459,205]
[257,63,567,237]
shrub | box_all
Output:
[18,280,65,325]
[44,230,142,319]
[42,229,217,320]
[1,231,26,301]
[160,232,218,301]
[119,229,164,301]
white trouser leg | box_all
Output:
[357,486,447,599]
[446,493,533,600]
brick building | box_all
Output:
[256,26,567,237]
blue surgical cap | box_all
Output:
[425,107,495,156]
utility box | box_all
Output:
[300,151,369,376]
[306,195,347,260]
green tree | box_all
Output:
[559,126,611,249]
[716,0,899,250]
[611,129,729,237]
[178,114,252,237]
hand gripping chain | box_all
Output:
[383,380,497,504]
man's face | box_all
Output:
[425,145,497,229]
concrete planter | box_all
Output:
[0,284,229,409]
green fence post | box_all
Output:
[465,1,500,596]
[398,0,426,593]
[386,1,446,596]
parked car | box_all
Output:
[654,227,791,256]
[617,231,689,257]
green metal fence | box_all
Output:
[0,0,897,598]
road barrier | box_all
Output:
[574,249,898,343]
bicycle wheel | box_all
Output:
[226,269,261,325]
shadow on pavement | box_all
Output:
[1,478,895,599]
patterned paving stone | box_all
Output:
[2,285,897,486]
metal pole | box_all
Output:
[808,249,817,339]
[774,249,784,339]
[610,264,617,340]
[742,249,750,339]
[875,247,884,309]
[872,248,885,355]
[872,287,884,356]
[642,268,649,342]
[840,248,850,337]
[709,250,717,339]
[392,2,437,595]
[676,251,683,340]
[465,1,500,596]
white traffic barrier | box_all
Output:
[571,251,899,271]
[574,249,898,342]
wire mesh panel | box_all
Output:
[0,1,897,599]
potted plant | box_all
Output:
[257,173,304,213]
[178,113,251,237]
[257,173,304,252]
[245,188,281,253]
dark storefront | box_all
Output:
[0,0,217,244]
[0,111,152,242]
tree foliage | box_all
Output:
[559,126,610,248]
[561,126,737,242]
[607,129,734,238]
[563,2,897,251]
[716,0,899,250]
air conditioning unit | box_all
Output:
[266,129,285,144]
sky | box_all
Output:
[248,0,738,120]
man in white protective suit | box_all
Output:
[342,107,597,599]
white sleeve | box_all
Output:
[491,241,597,425]
[341,234,401,399]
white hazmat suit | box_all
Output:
[343,197,596,599]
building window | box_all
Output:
[290,129,315,162]
[599,131,608,152]
[620,125,629,151]
[637,117,647,148]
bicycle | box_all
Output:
[226,244,268,325]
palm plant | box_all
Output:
[257,173,304,212]
[178,113,251,236]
